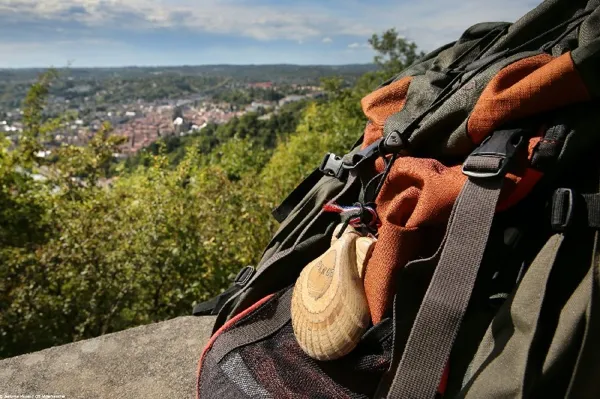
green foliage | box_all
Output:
[212,87,285,106]
[1,30,422,359]
[369,28,425,77]
[210,138,272,181]
[262,76,370,201]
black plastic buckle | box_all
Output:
[234,266,255,287]
[462,128,527,179]
[347,140,382,169]
[319,153,347,179]
[551,188,575,231]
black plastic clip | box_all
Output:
[319,153,347,179]
[462,128,527,179]
[382,130,411,154]
[234,266,255,287]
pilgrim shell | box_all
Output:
[291,225,375,360]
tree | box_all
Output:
[0,28,425,359]
[369,29,425,77]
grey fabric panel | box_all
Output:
[551,32,579,57]
[565,231,600,399]
[579,6,600,46]
[430,40,488,71]
[456,22,512,45]
[392,42,457,83]
[407,51,540,158]
[541,255,590,379]
[258,174,343,268]
[571,37,600,99]
[211,289,292,363]
[259,141,366,268]
[585,0,600,10]
[382,73,443,139]
[440,119,474,160]
[221,352,272,399]
[558,101,600,166]
[460,233,565,398]
[388,176,503,399]
[459,222,600,399]
[485,0,587,56]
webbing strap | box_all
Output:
[193,286,239,316]
[193,266,255,316]
[583,194,600,229]
[388,175,504,399]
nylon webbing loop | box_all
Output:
[583,194,600,229]
[551,188,600,231]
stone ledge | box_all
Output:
[0,316,216,399]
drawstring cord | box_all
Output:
[324,152,398,238]
[324,201,381,238]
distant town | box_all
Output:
[1,82,322,157]
[0,64,376,158]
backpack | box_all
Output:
[194,0,600,397]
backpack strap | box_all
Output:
[387,128,527,398]
[192,266,255,316]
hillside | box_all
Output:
[0,31,418,359]
[0,64,376,109]
[0,64,376,156]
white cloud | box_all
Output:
[0,0,374,41]
[0,0,543,52]
[322,37,333,43]
[348,42,369,49]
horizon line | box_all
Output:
[0,62,378,71]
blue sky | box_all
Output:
[0,0,541,68]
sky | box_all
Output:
[0,0,542,68]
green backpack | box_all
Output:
[195,0,600,397]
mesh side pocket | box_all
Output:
[236,323,391,398]
[198,288,392,399]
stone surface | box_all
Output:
[0,316,216,399]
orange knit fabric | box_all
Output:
[468,52,590,144]
[360,76,467,323]
[363,158,467,323]
[362,77,412,133]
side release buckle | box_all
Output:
[319,153,347,179]
[462,128,527,179]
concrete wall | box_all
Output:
[0,316,216,399]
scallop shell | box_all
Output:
[291,224,376,360]
[355,236,376,279]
